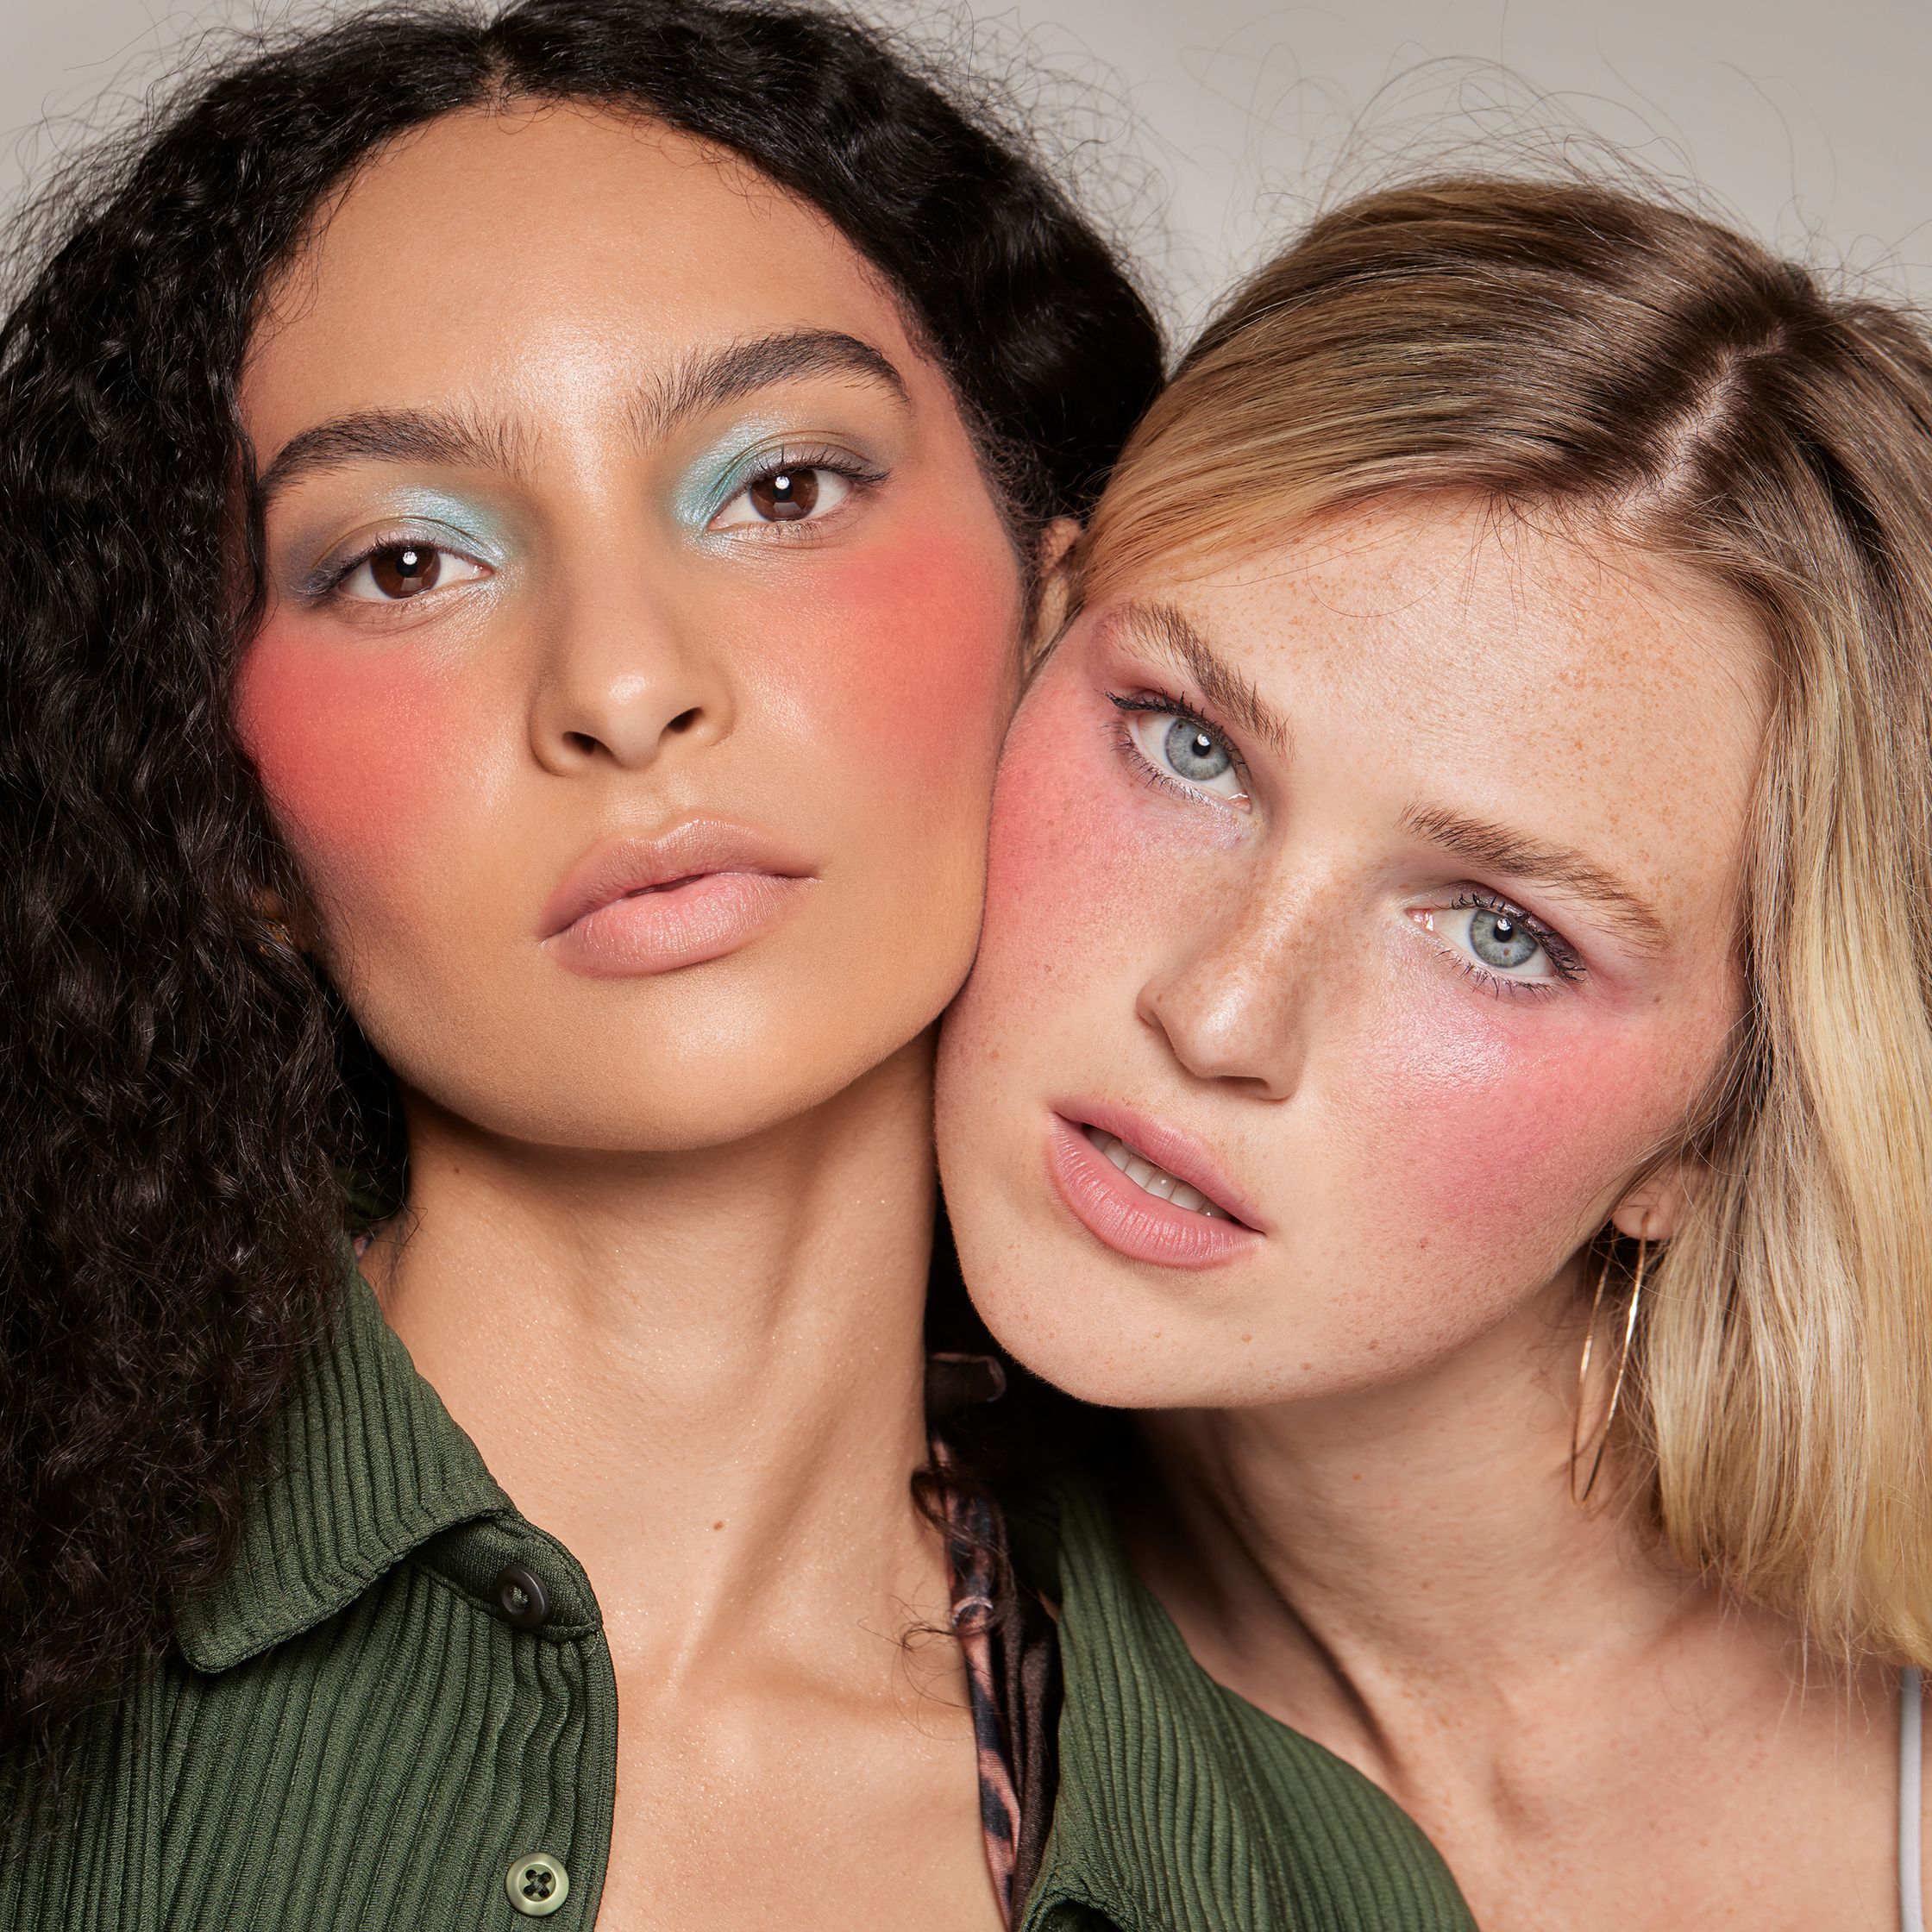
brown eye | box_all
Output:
[708,455,860,533]
[368,543,442,598]
[747,467,820,523]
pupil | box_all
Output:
[751,467,819,523]
[1164,715,1232,782]
[1471,907,1539,969]
[371,544,439,599]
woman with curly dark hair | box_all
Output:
[0,1,1240,1923]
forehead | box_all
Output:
[242,103,922,442]
[1143,498,1772,916]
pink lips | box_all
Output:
[1044,1101,1264,1270]
[541,819,812,979]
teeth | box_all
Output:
[1082,1126,1228,1218]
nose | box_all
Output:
[529,563,732,775]
[1136,868,1325,1101]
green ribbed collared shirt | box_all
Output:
[1,1272,1476,1930]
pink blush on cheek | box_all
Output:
[231,620,477,888]
[777,535,1022,763]
[982,679,1189,960]
[1349,1001,1673,1258]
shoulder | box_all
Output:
[1008,1464,1477,1932]
[0,1268,586,1932]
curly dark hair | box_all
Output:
[0,0,1162,1754]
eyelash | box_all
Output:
[1447,889,1584,1000]
[299,530,484,605]
[712,443,888,534]
[297,438,888,602]
[1107,688,1249,806]
[1107,688,1584,1002]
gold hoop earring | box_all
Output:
[1569,1235,1647,1506]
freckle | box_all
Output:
[1239,1333,1252,1343]
[1367,1339,1380,1352]
[712,1521,724,1531]
[1300,1360,1312,1371]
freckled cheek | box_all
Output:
[233,622,496,905]
[1342,994,1686,1267]
[966,690,1169,1025]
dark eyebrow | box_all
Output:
[254,329,909,509]
[1401,804,1671,951]
[633,329,909,442]
[255,407,528,508]
[1107,599,1291,757]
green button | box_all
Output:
[505,1852,569,1917]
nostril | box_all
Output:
[563,730,599,756]
[666,707,700,735]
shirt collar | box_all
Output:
[172,1254,511,1673]
[1011,1469,1475,1931]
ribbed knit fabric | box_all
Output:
[2,1271,1477,1929]
[1011,1475,1479,1932]
[1,1272,617,1931]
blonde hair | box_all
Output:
[1081,178,1932,1665]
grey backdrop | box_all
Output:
[1,0,1923,336]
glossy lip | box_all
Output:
[1044,1101,1266,1271]
[541,818,815,980]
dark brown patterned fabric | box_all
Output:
[930,1358,1063,1925]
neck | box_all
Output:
[1129,1284,1704,1769]
[364,1033,944,1682]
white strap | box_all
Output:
[1903,1664,1924,1932]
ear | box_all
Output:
[252,885,313,956]
[1026,516,1082,666]
[1609,1162,1696,1243]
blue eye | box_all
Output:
[1120,705,1249,806]
[1413,894,1577,990]
[1468,906,1541,970]
[1164,718,1232,783]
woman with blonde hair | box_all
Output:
[938,175,1932,1927]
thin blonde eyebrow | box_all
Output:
[1402,803,1672,951]
[1106,599,1291,756]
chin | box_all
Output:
[397,1000,942,1157]
[950,1217,1222,1411]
